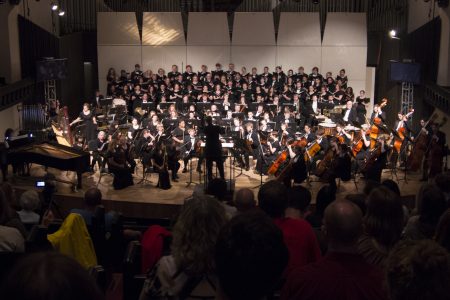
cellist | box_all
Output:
[391,111,412,167]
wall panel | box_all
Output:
[97,12,140,45]
[187,13,230,45]
[278,13,321,46]
[322,13,367,46]
[142,46,186,73]
[231,46,276,72]
[232,12,276,45]
[186,46,230,72]
[142,12,185,46]
[276,47,322,73]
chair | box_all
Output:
[123,241,146,300]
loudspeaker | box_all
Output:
[389,61,421,84]
[9,0,20,5]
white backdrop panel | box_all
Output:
[276,47,322,72]
[321,46,367,81]
[232,13,276,45]
[97,12,140,45]
[97,46,141,94]
[142,46,187,74]
[142,12,185,46]
[187,13,230,45]
[186,46,231,72]
[278,13,321,46]
[322,13,367,46]
[231,46,276,72]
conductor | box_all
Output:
[203,116,225,181]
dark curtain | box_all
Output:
[402,17,441,83]
[18,15,59,79]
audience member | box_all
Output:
[381,179,400,196]
[386,240,450,300]
[363,180,380,196]
[233,188,256,213]
[215,211,289,300]
[434,171,450,202]
[344,193,367,215]
[0,189,26,238]
[306,185,335,229]
[70,188,116,232]
[140,194,227,299]
[282,200,388,300]
[358,186,404,268]
[207,178,237,218]
[404,183,447,240]
[0,252,104,300]
[17,190,40,225]
[258,180,321,275]
[285,186,311,219]
[435,209,450,252]
[1,182,19,210]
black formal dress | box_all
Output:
[203,124,225,180]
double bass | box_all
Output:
[407,114,437,171]
[392,109,414,154]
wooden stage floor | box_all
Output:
[11,160,422,219]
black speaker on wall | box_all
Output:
[36,58,68,82]
[9,0,20,5]
[389,61,421,84]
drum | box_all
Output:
[112,98,126,107]
[319,122,337,136]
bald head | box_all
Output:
[324,200,363,247]
[234,188,256,213]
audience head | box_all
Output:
[1,182,17,209]
[286,186,311,219]
[315,185,336,217]
[386,240,450,300]
[435,209,450,252]
[365,186,404,247]
[323,200,363,250]
[382,179,401,196]
[234,188,256,213]
[0,252,104,300]
[215,211,289,300]
[258,180,288,218]
[416,183,447,227]
[206,178,227,201]
[19,190,40,212]
[0,189,13,225]
[84,188,102,208]
[172,194,227,275]
[434,172,450,197]
[363,180,380,196]
[344,193,367,215]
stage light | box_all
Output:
[51,3,58,10]
[389,29,399,39]
[58,10,65,16]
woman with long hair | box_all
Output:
[358,186,404,268]
[140,195,227,299]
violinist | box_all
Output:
[172,120,186,148]
[128,117,141,140]
[91,131,108,173]
[182,127,203,174]
[336,123,352,145]
[108,136,135,190]
[370,103,386,124]
[304,124,316,143]
[279,123,293,146]
[283,139,308,186]
[423,122,446,180]
[244,122,260,171]
[136,129,154,171]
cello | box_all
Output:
[392,109,414,154]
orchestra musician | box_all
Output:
[370,103,386,124]
[342,100,358,125]
[107,136,135,190]
[136,129,154,171]
[244,122,260,171]
[256,131,280,175]
[128,117,141,140]
[182,127,203,174]
[423,122,446,180]
[91,131,108,173]
[70,103,97,142]
[152,142,171,189]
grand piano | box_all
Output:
[8,141,90,188]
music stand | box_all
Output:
[99,98,113,108]
[159,102,176,110]
[141,102,155,112]
[196,102,212,113]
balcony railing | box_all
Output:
[0,79,38,111]
[424,82,450,115]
